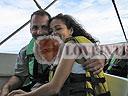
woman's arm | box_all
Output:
[29,58,75,96]
[28,44,77,96]
[8,43,77,96]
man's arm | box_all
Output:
[0,75,23,96]
[85,54,106,74]
[0,46,29,96]
[84,44,109,74]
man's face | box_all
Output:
[30,15,49,39]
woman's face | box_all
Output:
[50,19,71,40]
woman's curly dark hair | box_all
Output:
[48,13,97,43]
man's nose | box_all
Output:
[36,29,41,35]
[36,28,43,35]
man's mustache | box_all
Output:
[32,34,49,39]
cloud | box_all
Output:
[0,0,128,53]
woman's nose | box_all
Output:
[51,32,57,35]
[51,32,62,38]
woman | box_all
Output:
[8,14,110,96]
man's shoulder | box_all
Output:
[20,45,28,53]
[19,45,30,56]
[20,38,35,52]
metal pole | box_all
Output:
[33,0,43,10]
[0,20,30,46]
[112,0,128,42]
[44,0,58,10]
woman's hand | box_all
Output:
[7,89,27,96]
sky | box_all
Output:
[0,0,128,53]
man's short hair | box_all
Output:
[31,10,51,20]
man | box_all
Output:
[0,10,106,96]
[0,10,51,96]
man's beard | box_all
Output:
[32,34,49,39]
[32,34,42,39]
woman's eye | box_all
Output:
[56,28,62,31]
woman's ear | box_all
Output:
[70,27,74,35]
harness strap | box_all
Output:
[70,88,95,95]
[33,59,39,79]
[98,92,111,96]
[69,87,110,96]
[70,73,106,84]
[49,65,57,81]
